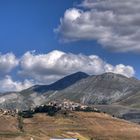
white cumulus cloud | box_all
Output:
[0,75,34,92]
[19,50,135,84]
[56,0,140,52]
[0,53,18,76]
[0,50,135,92]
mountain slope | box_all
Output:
[0,72,140,115]
[45,72,140,105]
[27,71,89,93]
[0,72,89,110]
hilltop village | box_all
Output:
[0,99,100,118]
[20,99,100,118]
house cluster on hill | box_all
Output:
[47,99,99,112]
[21,99,100,117]
[0,99,100,118]
[0,108,18,117]
[0,99,101,118]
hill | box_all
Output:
[1,111,140,139]
[45,72,140,104]
[1,72,140,123]
[0,72,89,110]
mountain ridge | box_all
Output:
[0,72,140,107]
[0,72,140,123]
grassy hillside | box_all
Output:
[1,112,140,139]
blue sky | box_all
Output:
[0,0,140,92]
[0,0,77,55]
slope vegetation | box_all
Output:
[1,112,140,140]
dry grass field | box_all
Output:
[0,112,140,140]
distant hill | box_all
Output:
[0,72,140,123]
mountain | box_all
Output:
[0,72,89,110]
[1,72,140,123]
[26,71,89,93]
[44,72,140,104]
